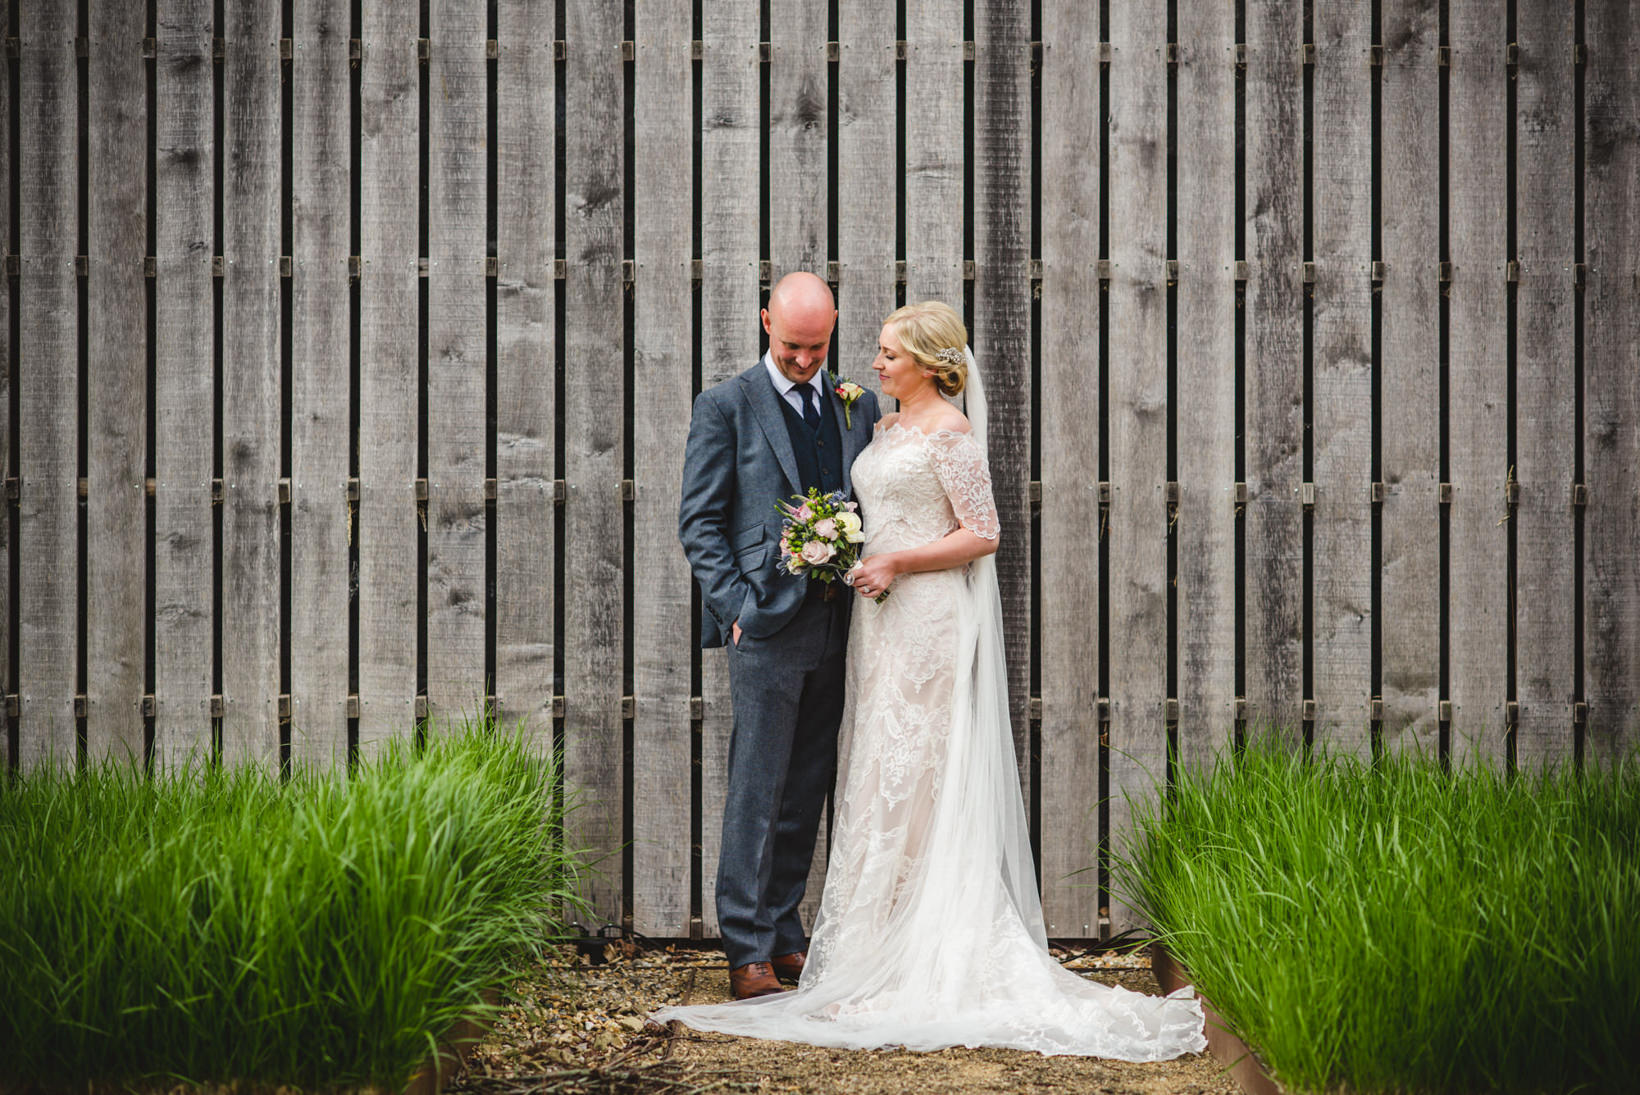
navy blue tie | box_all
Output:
[797,383,821,431]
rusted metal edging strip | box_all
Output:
[1150,944,1285,1095]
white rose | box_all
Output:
[834,511,864,543]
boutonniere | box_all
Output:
[830,373,867,429]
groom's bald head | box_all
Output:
[763,272,837,385]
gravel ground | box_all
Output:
[448,943,1237,1095]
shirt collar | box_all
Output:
[763,352,825,403]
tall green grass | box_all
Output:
[1117,739,1640,1094]
[0,721,582,1090]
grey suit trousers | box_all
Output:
[717,588,849,968]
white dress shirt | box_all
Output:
[763,352,828,418]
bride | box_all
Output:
[655,302,1206,1059]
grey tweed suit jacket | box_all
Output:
[679,362,881,648]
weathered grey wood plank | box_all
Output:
[904,0,963,306]
[219,3,282,769]
[770,0,827,280]
[1513,1,1576,765]
[1310,1,1373,757]
[1448,5,1508,766]
[975,0,1032,855]
[0,0,10,744]
[85,3,148,761]
[1379,0,1440,755]
[1243,0,1304,737]
[1582,2,1640,763]
[564,0,626,924]
[1037,3,1101,937]
[1175,1,1237,768]
[152,1,215,767]
[698,0,760,937]
[1106,0,1168,935]
[289,0,351,766]
[426,1,487,726]
[17,5,81,769]
[631,0,694,937]
[495,1,556,750]
[836,1,896,389]
[769,0,831,933]
[357,6,420,753]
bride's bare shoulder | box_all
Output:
[875,411,902,432]
[927,407,973,436]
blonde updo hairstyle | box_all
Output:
[884,301,969,398]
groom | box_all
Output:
[678,271,880,999]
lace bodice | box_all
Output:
[850,422,1000,553]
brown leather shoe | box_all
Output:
[728,961,784,1000]
[770,950,806,985]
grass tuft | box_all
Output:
[0,719,584,1091]
[1116,736,1640,1094]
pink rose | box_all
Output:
[800,540,836,565]
[844,500,859,512]
[814,518,838,540]
[795,503,814,522]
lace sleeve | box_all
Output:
[929,430,1000,540]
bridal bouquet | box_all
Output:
[778,487,877,593]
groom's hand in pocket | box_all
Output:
[731,620,742,647]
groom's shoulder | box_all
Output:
[696,362,765,409]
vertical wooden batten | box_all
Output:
[1173,4,1237,767]
[494,3,557,751]
[835,0,895,389]
[1378,0,1441,754]
[1447,3,1509,766]
[357,5,419,755]
[630,0,694,937]
[425,0,488,727]
[563,0,627,924]
[1242,0,1304,737]
[289,0,351,766]
[1309,0,1374,757]
[1581,1,1640,763]
[1105,1,1168,935]
[902,0,963,306]
[1036,4,1102,938]
[85,0,148,760]
[1512,2,1576,764]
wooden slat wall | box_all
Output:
[1243,0,1304,738]
[697,0,760,941]
[152,0,214,766]
[1175,1,1236,768]
[9,0,1640,938]
[1448,5,1509,766]
[357,4,418,755]
[1105,0,1168,935]
[219,1,280,768]
[86,1,147,761]
[1037,3,1101,938]
[494,2,556,751]
[426,0,487,727]
[1379,0,1441,754]
[562,0,625,924]
[0,0,11,756]
[1513,2,1576,764]
[290,0,351,766]
[1311,1,1373,757]
[18,3,79,769]
[631,0,694,937]
[1583,1,1639,764]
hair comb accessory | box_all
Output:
[935,346,965,365]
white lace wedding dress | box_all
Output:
[655,357,1205,1059]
